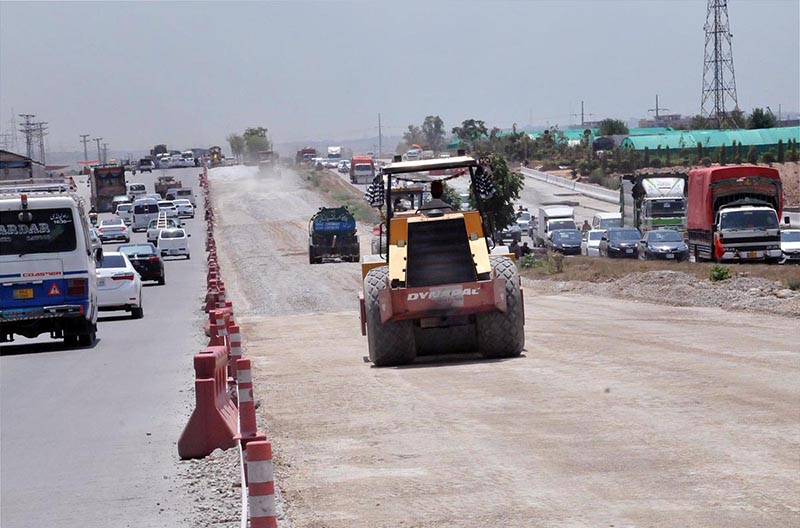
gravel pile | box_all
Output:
[524,270,800,317]
[179,448,242,527]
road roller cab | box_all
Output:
[359,154,524,366]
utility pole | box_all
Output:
[102,143,109,165]
[34,122,48,165]
[570,101,593,128]
[648,95,670,126]
[378,113,382,159]
[701,0,739,128]
[80,134,91,162]
[19,114,36,159]
[94,138,103,165]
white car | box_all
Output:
[581,229,605,257]
[97,218,130,243]
[96,252,143,318]
[780,229,800,263]
[158,200,179,218]
[173,199,195,218]
[147,217,180,244]
[158,228,191,259]
[115,203,133,225]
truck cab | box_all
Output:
[535,206,576,247]
[1,181,99,346]
[713,204,782,261]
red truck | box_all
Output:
[349,155,375,184]
[687,165,784,262]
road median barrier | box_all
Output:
[178,345,239,459]
[245,441,278,528]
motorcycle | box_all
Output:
[89,211,98,226]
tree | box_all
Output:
[242,127,271,161]
[728,108,746,129]
[452,119,488,145]
[716,144,726,166]
[690,115,710,130]
[747,108,776,129]
[598,119,629,136]
[696,142,704,163]
[226,133,245,163]
[397,124,425,153]
[151,144,167,157]
[643,146,650,166]
[442,182,462,211]
[777,139,785,163]
[477,154,524,235]
[746,145,758,164]
[421,115,446,152]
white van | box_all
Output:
[591,212,623,230]
[0,181,99,346]
[127,182,147,200]
[131,197,160,232]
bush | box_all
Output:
[747,145,758,164]
[519,254,537,269]
[702,156,713,167]
[681,157,693,166]
[761,150,776,164]
[787,277,800,291]
[651,157,663,168]
[709,265,731,282]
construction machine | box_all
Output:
[308,206,360,264]
[359,153,524,366]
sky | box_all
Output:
[1,0,798,153]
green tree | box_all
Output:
[242,127,272,162]
[452,119,488,145]
[477,154,524,236]
[716,144,726,165]
[665,145,671,166]
[643,146,650,166]
[696,142,704,163]
[777,139,785,163]
[442,182,462,210]
[690,115,710,130]
[151,144,167,157]
[226,133,245,163]
[728,108,746,129]
[598,119,629,136]
[421,115,446,152]
[746,145,758,164]
[747,108,776,129]
[397,124,425,153]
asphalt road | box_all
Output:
[1,167,207,527]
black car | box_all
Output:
[599,227,641,258]
[638,229,689,262]
[546,229,582,255]
[117,243,165,285]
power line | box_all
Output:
[19,114,36,159]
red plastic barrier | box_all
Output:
[246,441,277,528]
[177,346,238,459]
[236,358,266,454]
[209,308,230,347]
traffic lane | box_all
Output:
[0,209,207,527]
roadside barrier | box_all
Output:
[184,164,281,524]
[246,441,278,528]
[178,346,238,459]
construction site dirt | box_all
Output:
[210,165,799,527]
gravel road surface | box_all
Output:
[212,165,800,527]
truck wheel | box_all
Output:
[364,266,415,366]
[64,334,79,347]
[78,330,96,347]
[308,246,315,264]
[476,256,524,359]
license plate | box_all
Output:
[169,249,179,255]
[13,288,34,300]
[666,253,675,259]
[97,279,106,287]
[626,249,633,254]
[748,251,758,258]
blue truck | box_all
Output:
[308,206,360,264]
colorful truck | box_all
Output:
[687,165,783,262]
[92,165,127,212]
[308,206,360,264]
[621,173,687,234]
[349,155,375,184]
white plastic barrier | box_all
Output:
[519,167,619,204]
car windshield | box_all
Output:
[609,229,640,242]
[517,212,531,221]
[554,230,581,241]
[101,218,123,226]
[720,210,779,230]
[174,199,191,206]
[97,254,126,268]
[648,230,683,242]
[781,231,800,242]
[161,230,185,239]
[117,204,131,212]
[119,244,156,256]
[649,199,686,218]
[158,202,174,208]
[129,185,145,191]
[599,218,621,228]
[134,203,159,214]
[549,220,576,231]
[354,164,372,172]
[0,207,78,255]
[589,231,605,241]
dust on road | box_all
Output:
[211,165,800,527]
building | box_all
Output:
[0,149,47,181]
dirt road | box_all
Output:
[211,166,800,527]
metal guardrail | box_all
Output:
[519,167,619,205]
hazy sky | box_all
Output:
[1,0,798,152]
